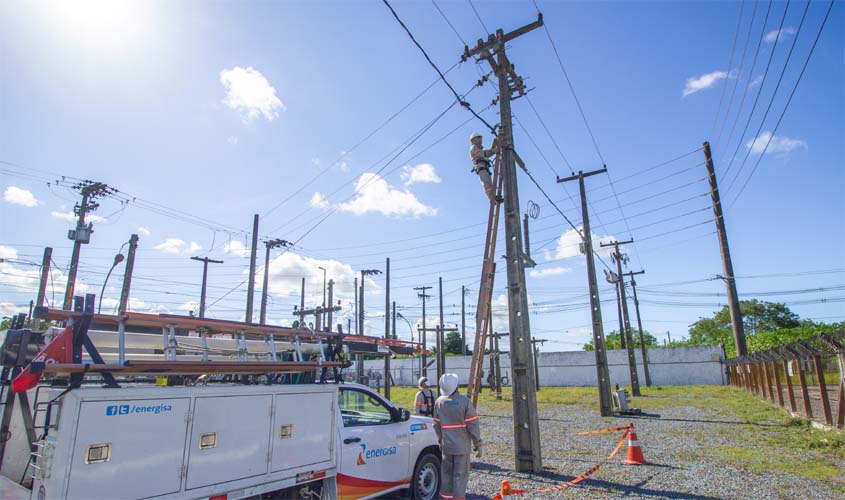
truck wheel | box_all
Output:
[410,451,440,500]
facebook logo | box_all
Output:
[106,405,130,416]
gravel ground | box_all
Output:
[391,386,845,500]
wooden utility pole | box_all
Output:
[245,214,259,323]
[63,181,113,310]
[353,277,358,334]
[703,141,746,356]
[613,280,626,350]
[118,234,139,315]
[414,286,432,378]
[557,168,613,416]
[438,277,446,378]
[260,239,289,325]
[464,14,544,472]
[190,256,224,318]
[626,270,652,386]
[602,240,641,396]
[34,247,52,330]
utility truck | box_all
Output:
[0,303,440,500]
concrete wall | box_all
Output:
[362,345,727,387]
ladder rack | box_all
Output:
[467,149,504,406]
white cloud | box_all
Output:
[1,302,29,316]
[186,241,202,254]
[180,301,200,314]
[0,245,17,260]
[310,157,321,167]
[337,173,437,217]
[682,70,730,97]
[550,227,615,261]
[51,211,106,223]
[219,66,284,122]
[137,226,151,236]
[263,252,358,305]
[223,240,250,257]
[401,163,442,187]
[746,131,806,156]
[3,186,39,207]
[764,27,796,43]
[310,192,331,209]
[529,266,573,279]
[749,75,763,88]
[338,160,350,173]
[227,136,239,144]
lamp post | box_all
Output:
[98,252,125,314]
[397,311,418,377]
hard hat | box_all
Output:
[418,376,430,388]
[439,373,459,396]
[470,132,482,142]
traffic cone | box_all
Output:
[493,479,524,500]
[622,423,650,465]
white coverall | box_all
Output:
[433,392,482,500]
[470,143,496,202]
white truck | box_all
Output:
[0,382,440,500]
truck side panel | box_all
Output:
[271,392,334,473]
[66,397,190,500]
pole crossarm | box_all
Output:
[462,14,544,61]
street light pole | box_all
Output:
[98,251,125,314]
[318,266,327,328]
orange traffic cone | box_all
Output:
[493,479,525,500]
[622,423,650,465]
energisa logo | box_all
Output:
[105,403,173,416]
[356,442,397,466]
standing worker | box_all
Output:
[469,133,500,203]
[433,373,482,500]
[414,376,435,416]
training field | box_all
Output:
[388,386,844,499]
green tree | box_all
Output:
[583,330,658,351]
[444,330,468,355]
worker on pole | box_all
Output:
[414,376,435,416]
[433,373,482,500]
[469,133,500,203]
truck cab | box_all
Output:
[336,384,440,500]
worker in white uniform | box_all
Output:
[433,373,482,500]
[469,132,500,203]
[414,376,436,416]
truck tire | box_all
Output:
[410,451,440,500]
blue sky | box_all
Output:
[1,0,843,351]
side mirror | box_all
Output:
[400,408,411,422]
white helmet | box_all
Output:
[439,373,459,396]
[418,376,430,389]
[469,132,482,142]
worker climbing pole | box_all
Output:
[464,14,545,473]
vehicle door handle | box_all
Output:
[343,437,361,444]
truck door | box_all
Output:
[337,387,410,500]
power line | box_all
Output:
[724,0,812,195]
[467,0,490,34]
[711,0,747,137]
[382,0,496,133]
[432,0,468,46]
[720,0,791,181]
[729,0,835,207]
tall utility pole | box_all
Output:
[625,270,651,386]
[414,286,432,378]
[557,169,613,416]
[611,273,626,350]
[118,234,139,315]
[531,338,546,391]
[601,240,641,396]
[190,256,224,318]
[34,247,52,330]
[245,214,259,323]
[461,286,469,355]
[384,259,391,398]
[260,239,289,325]
[299,278,306,327]
[327,279,335,331]
[319,266,327,327]
[354,277,358,334]
[703,141,746,356]
[463,14,544,473]
[438,277,446,378]
[63,181,114,310]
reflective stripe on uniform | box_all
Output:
[441,423,467,430]
[440,494,453,499]
[464,415,479,423]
